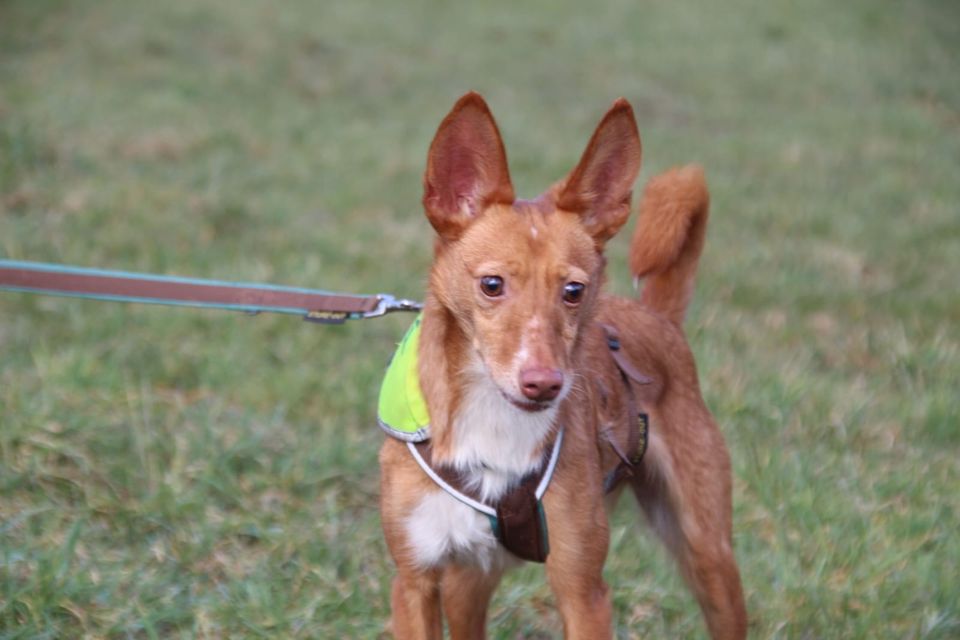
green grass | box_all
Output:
[1,0,958,637]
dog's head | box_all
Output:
[423,92,641,413]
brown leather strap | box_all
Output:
[600,323,652,490]
[0,266,380,314]
[600,323,653,386]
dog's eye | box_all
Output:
[480,275,504,297]
[563,282,585,305]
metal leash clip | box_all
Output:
[363,293,423,319]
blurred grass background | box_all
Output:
[1,0,958,637]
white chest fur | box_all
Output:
[404,360,559,570]
[405,491,502,570]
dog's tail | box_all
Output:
[628,165,710,326]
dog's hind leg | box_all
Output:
[441,563,503,640]
[630,420,748,640]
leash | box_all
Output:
[0,259,421,323]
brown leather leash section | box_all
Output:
[0,265,378,313]
[0,260,421,323]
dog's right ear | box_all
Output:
[423,92,515,240]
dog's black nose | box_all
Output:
[519,368,564,402]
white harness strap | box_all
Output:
[406,427,565,518]
[406,441,497,517]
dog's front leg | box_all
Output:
[441,562,503,640]
[544,496,613,638]
[389,568,443,640]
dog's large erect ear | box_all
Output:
[423,92,515,239]
[557,98,642,245]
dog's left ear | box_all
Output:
[557,98,642,245]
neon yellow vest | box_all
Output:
[377,314,430,442]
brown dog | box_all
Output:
[378,92,747,639]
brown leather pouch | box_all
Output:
[410,438,555,563]
[495,483,549,563]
